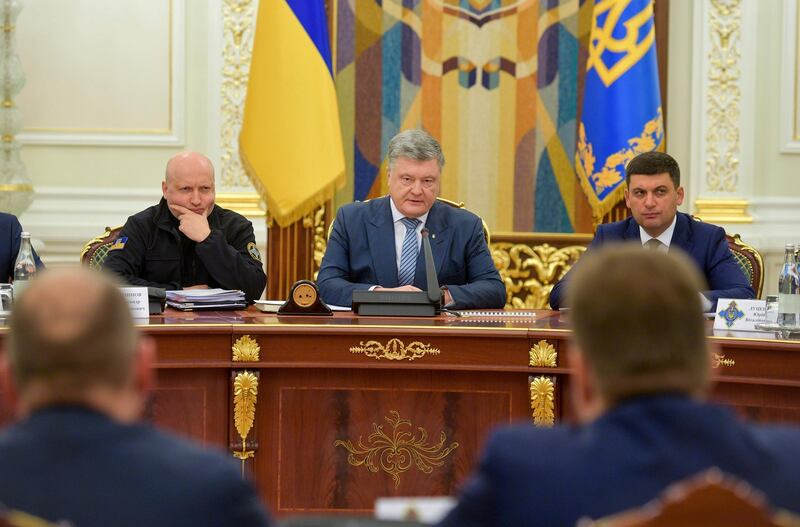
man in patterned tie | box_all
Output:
[317,129,505,309]
[549,151,753,311]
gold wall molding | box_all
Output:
[529,340,557,368]
[350,339,441,361]
[530,376,555,427]
[220,0,257,187]
[693,199,752,223]
[302,205,327,279]
[333,410,459,488]
[491,242,587,309]
[712,352,736,368]
[705,0,742,192]
[232,371,259,475]
[215,193,265,219]
[232,335,260,362]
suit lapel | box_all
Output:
[623,217,640,242]
[366,197,399,287]
[669,213,693,253]
[413,202,451,289]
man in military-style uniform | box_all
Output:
[103,151,266,302]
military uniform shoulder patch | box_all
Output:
[108,237,128,251]
[247,242,262,262]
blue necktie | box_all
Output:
[398,217,421,286]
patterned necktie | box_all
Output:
[645,238,664,251]
[398,217,421,286]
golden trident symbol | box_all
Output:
[586,0,656,87]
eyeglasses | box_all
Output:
[397,175,438,189]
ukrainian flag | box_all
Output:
[240,1,345,227]
[576,0,664,221]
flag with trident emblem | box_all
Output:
[576,0,664,222]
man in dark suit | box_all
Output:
[439,246,800,526]
[317,129,505,309]
[549,151,753,310]
[0,212,44,283]
[0,268,272,527]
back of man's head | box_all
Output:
[566,245,709,404]
[7,268,138,407]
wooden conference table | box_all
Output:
[2,308,800,517]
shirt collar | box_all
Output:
[389,197,429,226]
[639,214,677,248]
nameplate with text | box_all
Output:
[120,287,150,319]
[714,298,766,332]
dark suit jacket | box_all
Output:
[549,212,754,310]
[0,212,44,283]
[439,395,800,527]
[317,196,505,309]
[0,407,272,527]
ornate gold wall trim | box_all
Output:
[216,193,265,218]
[220,0,257,187]
[529,340,557,367]
[232,335,260,362]
[706,0,742,192]
[350,339,440,361]
[530,376,555,427]
[693,199,752,223]
[302,205,326,279]
[333,410,459,488]
[232,370,259,476]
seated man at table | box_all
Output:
[0,268,272,527]
[103,151,266,302]
[1,212,44,282]
[439,246,800,527]
[549,151,753,311]
[317,129,505,309]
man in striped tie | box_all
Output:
[318,129,505,310]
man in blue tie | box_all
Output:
[317,129,505,309]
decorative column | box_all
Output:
[0,0,33,214]
[689,0,758,224]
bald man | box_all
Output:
[103,151,266,302]
[0,269,272,526]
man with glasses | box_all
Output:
[317,129,505,309]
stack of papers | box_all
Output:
[166,289,246,310]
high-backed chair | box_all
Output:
[578,468,800,527]
[80,225,124,269]
[727,232,764,299]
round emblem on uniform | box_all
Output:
[292,282,317,308]
[247,242,261,262]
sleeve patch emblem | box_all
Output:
[247,242,262,262]
[108,237,128,251]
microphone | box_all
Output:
[421,228,441,305]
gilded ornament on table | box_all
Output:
[232,371,258,473]
[530,376,555,427]
[232,335,260,362]
[334,410,459,488]
[350,338,440,361]
[529,340,557,368]
[491,242,586,309]
[712,352,735,368]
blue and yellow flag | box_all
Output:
[576,0,663,221]
[240,1,345,227]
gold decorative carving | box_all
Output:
[220,0,257,187]
[529,340,557,368]
[334,410,459,488]
[350,339,440,361]
[232,371,258,473]
[706,0,742,192]
[693,199,752,224]
[215,193,265,218]
[232,335,260,362]
[530,376,555,427]
[491,242,587,309]
[302,205,326,280]
[712,352,735,368]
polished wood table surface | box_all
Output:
[2,309,800,517]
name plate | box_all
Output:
[714,298,766,331]
[120,287,150,319]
